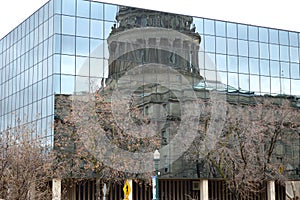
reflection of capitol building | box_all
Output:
[105,6,204,178]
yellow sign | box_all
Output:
[123,180,131,200]
[278,165,284,174]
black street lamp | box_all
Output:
[153,149,160,200]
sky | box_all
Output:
[0,0,300,39]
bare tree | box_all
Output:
[54,91,161,199]
[187,97,300,199]
[0,122,53,199]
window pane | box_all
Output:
[62,16,75,35]
[279,30,289,45]
[53,75,60,93]
[228,55,237,72]
[280,62,290,78]
[61,75,74,94]
[289,32,298,47]
[227,22,237,38]
[260,59,269,76]
[280,45,289,62]
[270,61,280,77]
[76,56,89,76]
[238,40,248,56]
[249,41,258,58]
[104,4,117,21]
[61,35,75,54]
[61,55,75,75]
[290,47,299,63]
[239,74,249,91]
[291,63,299,79]
[228,73,238,88]
[238,24,247,40]
[270,44,279,60]
[260,76,270,94]
[259,43,269,59]
[75,76,90,93]
[91,2,103,19]
[271,77,281,95]
[90,39,103,58]
[215,21,226,37]
[216,37,226,54]
[204,35,215,52]
[227,39,237,55]
[193,18,203,35]
[239,57,248,74]
[216,54,226,71]
[269,29,279,44]
[204,19,215,35]
[76,37,90,56]
[248,26,258,41]
[291,80,300,95]
[91,20,103,38]
[90,58,104,77]
[77,0,90,18]
[259,27,268,43]
[62,0,75,16]
[76,18,89,37]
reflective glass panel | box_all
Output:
[248,26,258,41]
[270,60,280,77]
[259,27,268,43]
[62,0,75,16]
[227,39,237,55]
[279,30,289,45]
[238,24,247,40]
[204,35,215,52]
[216,54,226,71]
[260,76,270,94]
[204,19,215,35]
[216,37,226,54]
[61,35,75,54]
[62,16,75,35]
[91,20,103,38]
[76,56,89,76]
[228,55,238,72]
[289,32,298,47]
[76,37,90,56]
[239,74,250,91]
[291,63,300,79]
[290,47,299,63]
[280,45,289,62]
[61,75,74,94]
[260,59,269,76]
[280,62,290,78]
[239,57,248,74]
[61,55,75,75]
[269,44,279,60]
[269,29,279,44]
[104,4,117,21]
[227,22,237,38]
[259,43,269,59]
[91,2,103,20]
[77,0,90,18]
[76,18,90,37]
[249,41,258,58]
[215,21,226,37]
[238,40,248,56]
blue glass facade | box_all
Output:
[0,0,299,178]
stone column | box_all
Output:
[52,178,61,200]
[200,179,208,200]
[267,181,275,200]
[128,179,133,200]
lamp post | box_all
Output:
[153,149,160,200]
